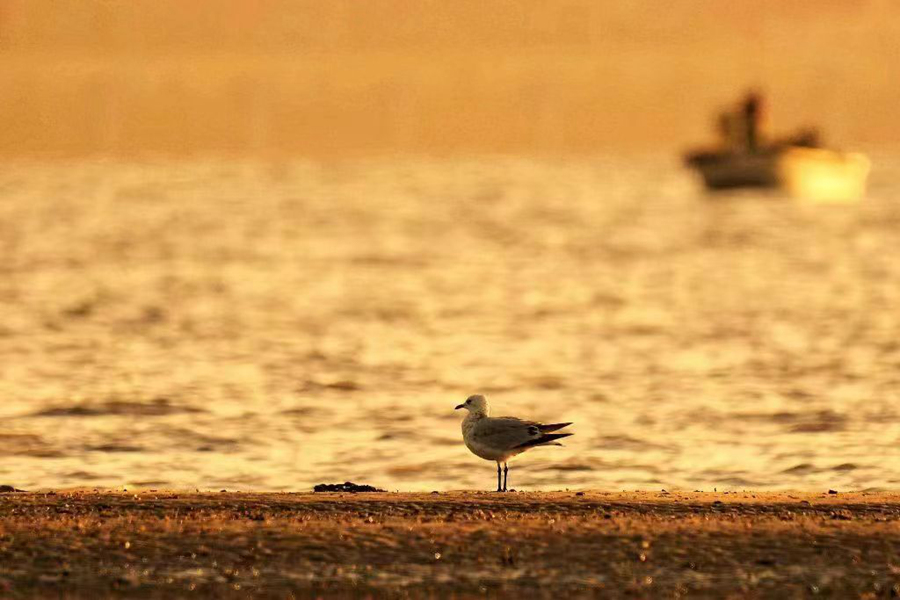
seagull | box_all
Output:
[455,394,573,492]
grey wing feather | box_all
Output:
[471,417,542,450]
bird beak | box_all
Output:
[455,404,465,410]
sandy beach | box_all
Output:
[2,489,900,598]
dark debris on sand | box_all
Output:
[313,481,386,493]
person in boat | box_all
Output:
[781,127,821,149]
[716,111,741,153]
[742,91,763,152]
[716,90,766,154]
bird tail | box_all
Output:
[514,432,573,449]
[538,422,572,433]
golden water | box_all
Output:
[2,156,900,491]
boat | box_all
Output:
[684,92,870,202]
[685,146,870,202]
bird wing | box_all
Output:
[470,417,542,451]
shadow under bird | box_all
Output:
[455,394,573,492]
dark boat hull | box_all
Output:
[684,150,780,190]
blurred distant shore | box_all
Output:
[2,490,900,597]
[2,1,899,157]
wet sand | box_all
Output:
[2,490,900,598]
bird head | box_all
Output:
[455,394,489,416]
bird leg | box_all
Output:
[496,463,502,492]
[503,463,509,492]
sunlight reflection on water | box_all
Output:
[2,156,900,491]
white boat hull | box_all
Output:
[776,147,871,203]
